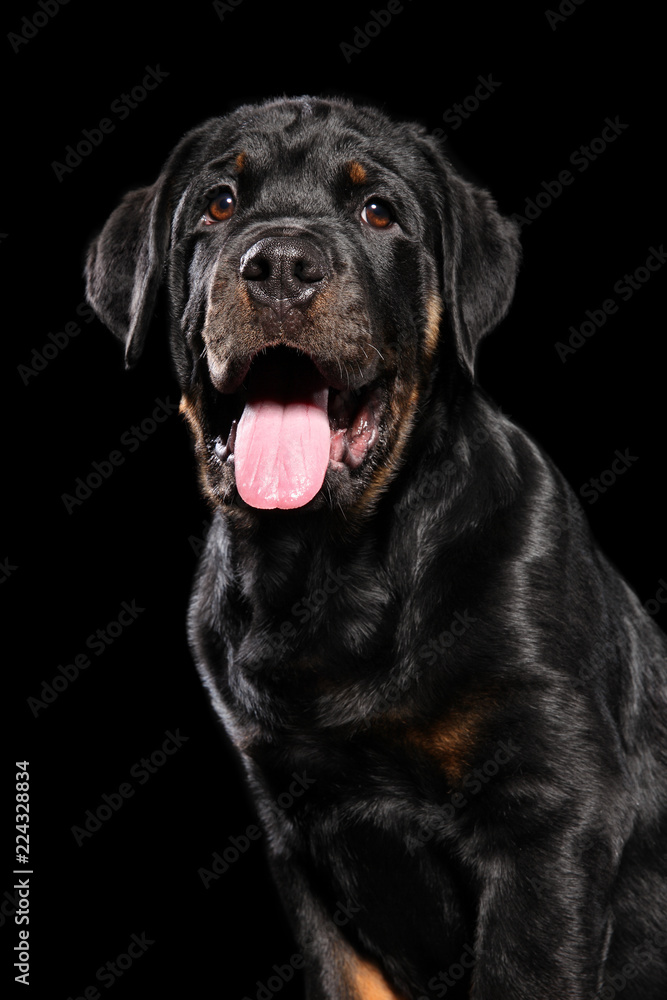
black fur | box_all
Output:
[85,96,667,998]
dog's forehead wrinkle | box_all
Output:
[201,103,427,188]
[196,154,244,182]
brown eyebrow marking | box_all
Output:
[235,151,247,173]
[347,160,368,185]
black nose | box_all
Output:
[240,236,328,314]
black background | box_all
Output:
[3,1,665,997]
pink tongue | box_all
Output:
[234,353,330,510]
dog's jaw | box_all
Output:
[200,345,385,511]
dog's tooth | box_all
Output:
[214,420,237,463]
[228,419,237,455]
[214,436,229,462]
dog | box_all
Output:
[85,95,667,998]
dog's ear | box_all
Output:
[85,179,171,368]
[442,170,521,380]
[419,138,521,381]
[84,124,211,369]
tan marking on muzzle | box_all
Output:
[351,295,444,517]
[351,382,421,517]
[179,393,205,445]
[179,392,219,506]
[422,293,444,362]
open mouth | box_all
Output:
[212,346,381,509]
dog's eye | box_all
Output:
[361,198,394,229]
[206,188,236,223]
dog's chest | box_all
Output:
[241,729,476,972]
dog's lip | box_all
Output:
[214,340,375,396]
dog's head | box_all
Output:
[85,96,520,516]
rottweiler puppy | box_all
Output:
[85,96,667,998]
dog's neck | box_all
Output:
[203,390,524,635]
[189,391,527,732]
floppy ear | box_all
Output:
[84,123,212,368]
[85,179,171,369]
[438,159,521,381]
